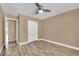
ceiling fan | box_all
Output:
[34,3,51,14]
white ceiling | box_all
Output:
[1,3,79,20]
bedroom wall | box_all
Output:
[18,14,40,43]
[41,8,79,47]
[0,6,4,50]
[8,20,16,42]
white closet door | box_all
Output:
[28,20,38,42]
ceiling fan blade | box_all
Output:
[43,9,51,12]
[35,3,41,9]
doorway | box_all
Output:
[4,16,18,50]
[28,20,38,42]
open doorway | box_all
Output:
[4,16,18,52]
[28,20,38,42]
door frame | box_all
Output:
[4,16,19,50]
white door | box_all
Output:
[28,20,38,42]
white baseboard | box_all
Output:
[18,39,79,51]
[39,39,79,51]
[19,42,28,45]
[0,45,4,54]
[19,40,40,45]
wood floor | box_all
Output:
[1,40,79,56]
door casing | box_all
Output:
[4,16,18,50]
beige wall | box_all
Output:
[18,14,40,43]
[0,6,4,49]
[41,8,79,47]
[18,15,28,43]
[8,20,16,42]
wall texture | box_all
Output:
[41,8,79,47]
[8,20,16,42]
[0,6,4,50]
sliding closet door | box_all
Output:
[8,20,16,42]
[28,20,38,42]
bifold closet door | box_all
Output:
[8,20,16,42]
[28,20,38,42]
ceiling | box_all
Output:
[1,3,79,20]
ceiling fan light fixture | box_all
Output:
[39,9,43,13]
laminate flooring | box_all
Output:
[1,40,79,56]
